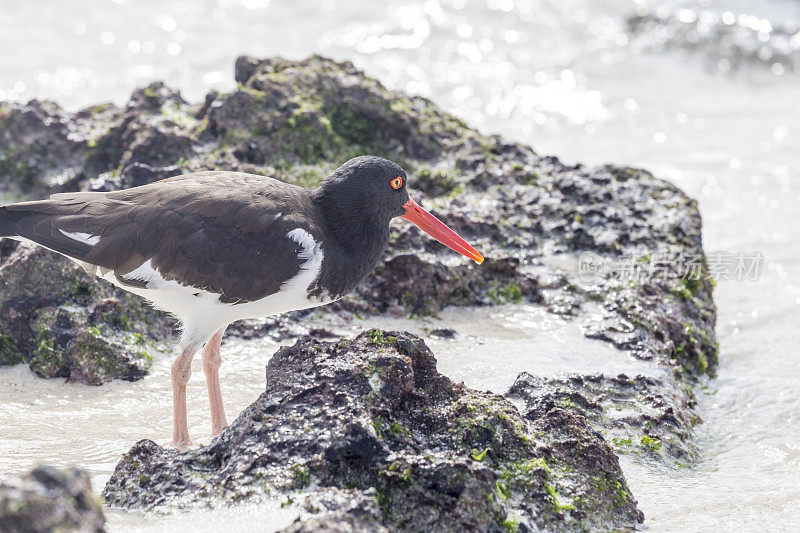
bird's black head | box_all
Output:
[315,156,410,226]
[314,155,483,264]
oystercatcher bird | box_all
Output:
[0,156,482,449]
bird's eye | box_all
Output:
[390,176,403,189]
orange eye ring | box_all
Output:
[390,176,403,189]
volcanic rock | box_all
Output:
[0,242,170,384]
[0,466,105,533]
[103,330,643,531]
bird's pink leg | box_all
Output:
[170,346,196,450]
[202,329,228,438]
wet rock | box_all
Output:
[0,237,18,262]
[0,242,171,384]
[0,100,88,195]
[225,310,318,341]
[0,466,105,533]
[507,373,700,465]
[578,253,718,377]
[103,330,642,531]
[428,327,458,340]
[0,52,722,530]
[283,488,388,532]
[0,56,716,510]
[229,56,469,162]
[344,252,540,316]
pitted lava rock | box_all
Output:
[0,243,170,384]
[2,55,718,528]
[507,372,700,464]
[103,330,642,531]
[0,466,106,533]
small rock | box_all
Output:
[428,328,458,340]
[0,466,105,533]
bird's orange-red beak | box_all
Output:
[401,198,484,264]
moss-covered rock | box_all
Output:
[103,330,642,531]
[0,242,170,384]
[0,54,720,529]
[0,466,105,533]
[0,100,90,195]
[508,373,700,466]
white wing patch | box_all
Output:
[279,227,326,300]
[59,229,100,246]
[117,259,187,291]
[286,228,322,269]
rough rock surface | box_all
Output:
[507,373,699,465]
[0,466,105,533]
[0,242,170,384]
[103,330,643,531]
[225,309,338,343]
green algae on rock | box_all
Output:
[103,330,643,531]
[507,373,700,467]
[0,100,90,196]
[0,242,171,384]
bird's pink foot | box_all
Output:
[210,421,228,439]
[170,436,193,451]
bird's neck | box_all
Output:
[310,191,391,300]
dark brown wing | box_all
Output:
[0,171,325,303]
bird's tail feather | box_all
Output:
[0,200,95,260]
[0,205,25,238]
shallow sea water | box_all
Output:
[1,0,799,530]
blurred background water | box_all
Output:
[0,0,798,530]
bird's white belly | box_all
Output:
[100,261,333,321]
